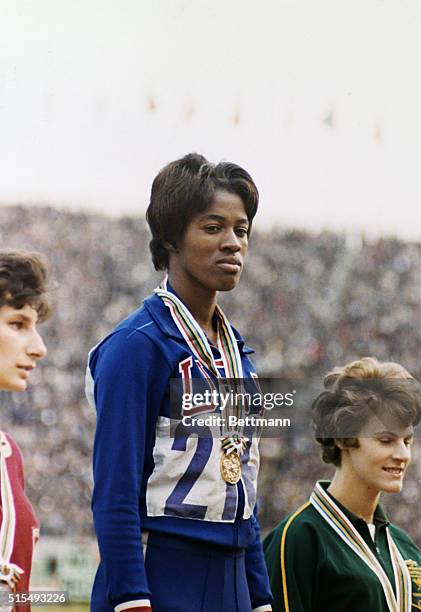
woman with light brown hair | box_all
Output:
[0,250,49,609]
[264,356,421,612]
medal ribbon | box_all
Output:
[0,432,23,590]
[155,279,248,453]
[155,278,244,380]
[310,481,412,612]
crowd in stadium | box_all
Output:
[1,204,420,544]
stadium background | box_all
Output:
[1,205,420,603]
[1,0,421,604]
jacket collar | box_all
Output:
[143,291,254,355]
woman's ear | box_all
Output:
[334,438,347,451]
[163,240,179,254]
[334,437,358,452]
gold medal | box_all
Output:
[220,451,241,485]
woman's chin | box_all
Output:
[381,480,404,494]
[2,379,28,392]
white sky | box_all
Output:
[1,0,421,239]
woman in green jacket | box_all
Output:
[264,357,421,612]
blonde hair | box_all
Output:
[313,357,421,466]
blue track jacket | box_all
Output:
[86,289,273,611]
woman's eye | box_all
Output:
[235,228,248,238]
[10,321,23,330]
[204,225,220,233]
[379,438,392,444]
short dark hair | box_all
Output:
[146,153,259,271]
[0,249,51,322]
[312,357,421,466]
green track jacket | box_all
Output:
[264,482,421,612]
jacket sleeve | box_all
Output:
[245,505,273,611]
[263,515,320,612]
[88,328,170,611]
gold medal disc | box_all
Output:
[220,451,241,485]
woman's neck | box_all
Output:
[168,273,218,343]
[327,472,381,524]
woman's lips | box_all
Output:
[17,365,33,378]
[216,259,242,274]
[382,467,404,476]
[217,263,240,273]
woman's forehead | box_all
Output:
[358,412,414,438]
[197,190,248,221]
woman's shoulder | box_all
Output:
[0,431,22,455]
[0,431,24,479]
[388,522,421,562]
[264,501,321,550]
[264,500,327,579]
[89,304,173,372]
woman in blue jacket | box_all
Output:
[86,154,273,612]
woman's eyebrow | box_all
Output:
[200,213,249,224]
[374,430,413,438]
[7,311,32,323]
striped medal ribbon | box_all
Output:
[0,432,24,605]
[310,481,412,612]
[155,278,247,484]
